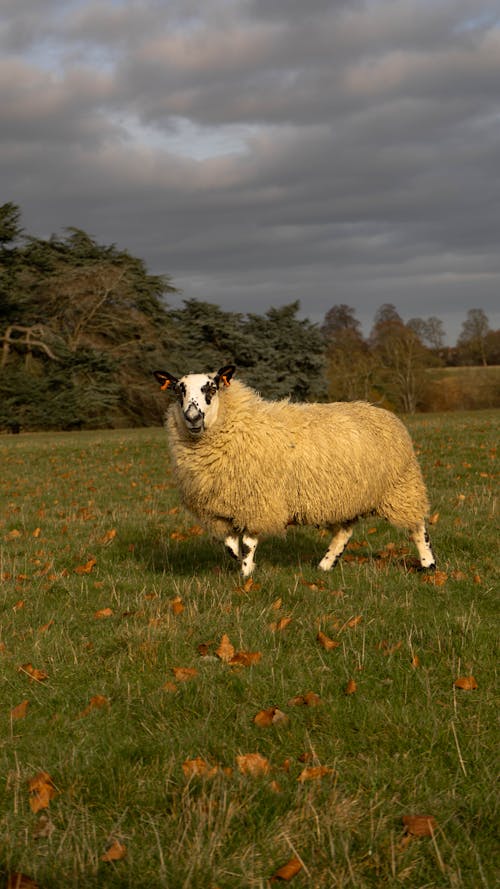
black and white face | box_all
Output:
[176,373,220,435]
[154,365,235,436]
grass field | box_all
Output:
[1,411,498,888]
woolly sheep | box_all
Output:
[153,365,436,577]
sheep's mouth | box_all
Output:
[187,424,204,436]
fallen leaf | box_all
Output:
[94,607,113,619]
[6,529,22,540]
[428,512,440,525]
[172,666,198,682]
[182,757,218,778]
[411,655,420,669]
[269,616,292,632]
[346,615,363,628]
[345,679,357,695]
[270,856,303,882]
[170,595,184,615]
[13,600,25,611]
[162,681,178,693]
[10,699,29,720]
[6,874,39,889]
[271,597,282,610]
[454,676,478,690]
[317,630,340,651]
[422,570,448,587]
[33,527,42,538]
[236,753,270,776]
[28,772,57,813]
[74,557,97,575]
[19,664,48,683]
[229,650,262,667]
[38,620,54,634]
[78,695,110,718]
[216,633,235,662]
[253,707,288,727]
[402,815,437,836]
[298,765,334,783]
[99,529,117,545]
[288,691,322,707]
[101,840,127,862]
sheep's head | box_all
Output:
[154,365,235,436]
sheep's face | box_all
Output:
[154,365,235,437]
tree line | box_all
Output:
[1,202,498,431]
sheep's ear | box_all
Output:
[215,365,236,388]
[153,371,179,392]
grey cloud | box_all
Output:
[0,0,498,345]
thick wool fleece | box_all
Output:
[166,380,430,541]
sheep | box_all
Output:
[153,365,436,577]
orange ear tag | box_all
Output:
[160,379,171,391]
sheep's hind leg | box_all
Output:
[319,524,354,571]
[411,522,436,570]
[224,534,241,561]
[241,534,258,578]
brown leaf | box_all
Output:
[402,814,437,836]
[298,765,334,783]
[170,595,184,615]
[172,666,198,682]
[428,512,440,525]
[269,616,292,632]
[38,620,54,634]
[216,633,235,662]
[182,757,218,778]
[229,650,262,667]
[236,753,270,776]
[454,676,478,690]
[271,597,282,610]
[288,691,322,707]
[345,679,357,695]
[6,874,39,889]
[94,607,113,619]
[253,707,288,727]
[162,681,178,693]
[10,699,29,720]
[422,570,448,587]
[28,772,57,813]
[346,615,363,628]
[74,557,97,575]
[270,856,303,882]
[317,630,340,651]
[6,529,22,540]
[411,655,420,669]
[101,840,127,862]
[19,664,48,683]
[78,695,109,718]
[99,529,117,545]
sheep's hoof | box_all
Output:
[417,562,437,573]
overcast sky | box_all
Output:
[1,0,499,344]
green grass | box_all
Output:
[1,412,498,888]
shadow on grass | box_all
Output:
[127,526,330,577]
[124,525,423,578]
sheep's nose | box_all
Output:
[183,403,204,431]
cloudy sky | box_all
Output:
[1,0,499,343]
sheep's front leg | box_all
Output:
[319,524,354,571]
[224,534,241,561]
[411,522,436,570]
[241,534,258,578]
